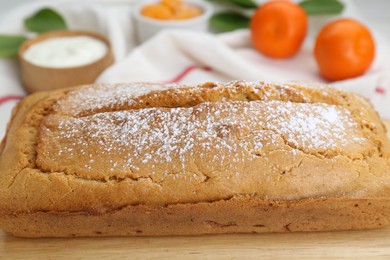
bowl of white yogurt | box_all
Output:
[19,31,114,93]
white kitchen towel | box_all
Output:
[0,0,389,139]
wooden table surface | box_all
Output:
[1,121,390,259]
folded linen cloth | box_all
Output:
[0,0,389,138]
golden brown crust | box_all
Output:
[0,81,389,237]
[1,197,390,237]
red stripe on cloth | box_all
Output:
[375,86,386,95]
[0,95,24,106]
[164,65,212,84]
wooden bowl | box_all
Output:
[19,30,114,93]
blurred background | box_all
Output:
[1,0,389,38]
[0,0,389,139]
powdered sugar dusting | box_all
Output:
[285,80,331,90]
[39,100,367,180]
[54,81,343,120]
[56,83,185,116]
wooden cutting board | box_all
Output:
[1,121,390,259]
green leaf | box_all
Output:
[207,0,257,9]
[0,35,27,58]
[299,0,344,15]
[25,8,67,33]
[210,12,250,32]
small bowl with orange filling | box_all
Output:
[132,0,212,42]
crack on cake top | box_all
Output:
[53,81,344,118]
[37,98,369,181]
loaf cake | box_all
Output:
[0,81,389,237]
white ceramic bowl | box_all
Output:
[132,0,213,43]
